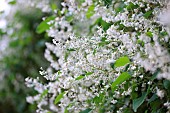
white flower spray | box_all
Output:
[25,0,170,112]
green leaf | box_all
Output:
[148,94,158,104]
[40,89,48,101]
[75,75,84,80]
[9,40,19,47]
[79,0,85,4]
[163,80,170,89]
[110,63,114,69]
[100,19,112,31]
[133,92,147,112]
[123,108,133,113]
[67,48,76,51]
[89,17,112,33]
[151,70,160,80]
[86,5,95,19]
[93,49,97,55]
[64,103,74,113]
[126,2,138,10]
[54,91,65,104]
[115,2,126,13]
[64,52,69,61]
[64,48,76,61]
[64,108,69,113]
[66,15,74,22]
[160,31,168,36]
[75,72,93,80]
[137,39,144,47]
[146,31,153,37]
[79,108,92,113]
[8,0,16,5]
[150,100,161,111]
[92,93,105,106]
[51,3,57,11]
[144,10,153,19]
[132,86,150,112]
[114,56,130,67]
[103,0,112,7]
[36,16,55,34]
[111,72,131,92]
[98,37,110,46]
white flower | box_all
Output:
[111,99,117,104]
[156,87,164,99]
[26,96,34,104]
[164,101,170,109]
[78,93,87,102]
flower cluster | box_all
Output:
[26,0,170,113]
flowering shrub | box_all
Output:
[26,0,170,113]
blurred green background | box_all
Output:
[0,0,64,112]
[0,3,50,113]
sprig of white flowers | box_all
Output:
[25,0,170,112]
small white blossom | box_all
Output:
[156,87,164,99]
